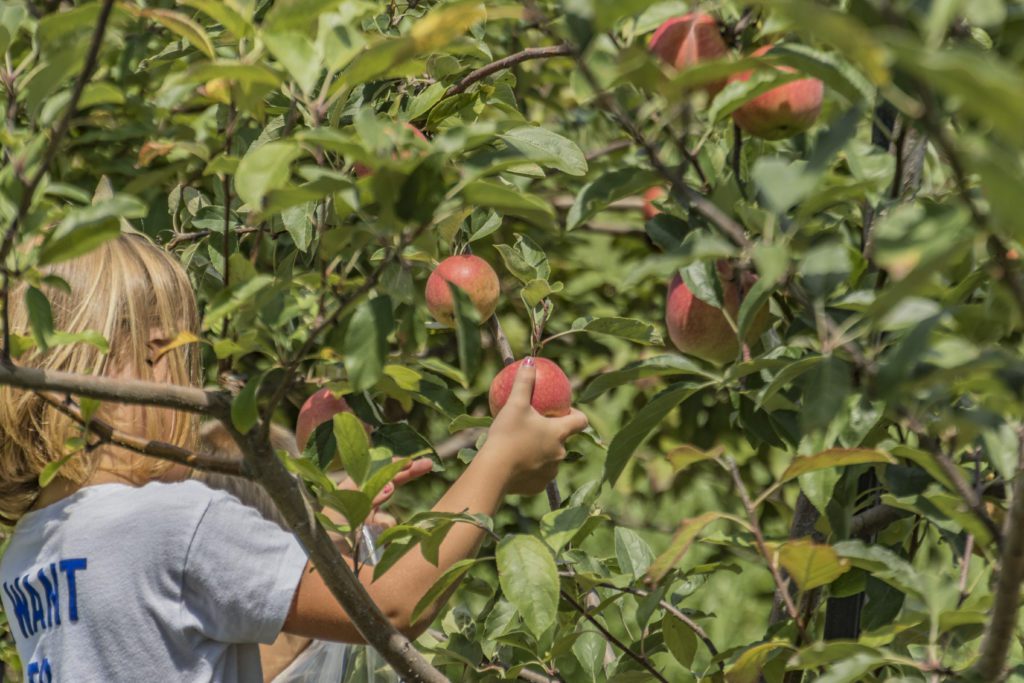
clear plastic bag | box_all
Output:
[271,526,400,683]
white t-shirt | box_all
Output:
[0,480,308,682]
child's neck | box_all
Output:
[29,469,141,512]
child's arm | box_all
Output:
[281,360,588,642]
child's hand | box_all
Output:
[478,358,589,495]
[334,457,433,506]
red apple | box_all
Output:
[488,358,573,418]
[643,186,667,220]
[296,388,366,449]
[354,122,428,177]
[425,255,501,327]
[649,13,730,95]
[665,263,771,365]
[730,45,824,140]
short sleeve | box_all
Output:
[181,491,309,644]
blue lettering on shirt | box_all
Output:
[36,564,60,629]
[2,579,32,638]
[58,558,86,622]
[1,557,86,640]
[26,658,52,683]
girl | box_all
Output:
[0,234,588,682]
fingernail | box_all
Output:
[383,483,394,493]
[523,356,535,367]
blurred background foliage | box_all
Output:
[3,0,1024,681]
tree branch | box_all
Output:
[38,392,245,476]
[0,362,228,414]
[225,421,449,682]
[971,432,1024,681]
[0,0,116,362]
[444,45,574,97]
[849,504,911,538]
[560,590,670,683]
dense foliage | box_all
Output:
[3,0,1024,681]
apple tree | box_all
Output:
[2,0,1024,681]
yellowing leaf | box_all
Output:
[135,7,216,58]
[646,512,747,583]
[780,448,895,483]
[777,539,851,591]
[666,444,723,473]
[725,641,795,683]
[154,331,203,361]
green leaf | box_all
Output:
[497,534,559,638]
[679,260,724,309]
[411,558,480,623]
[263,30,322,95]
[780,449,895,483]
[202,275,274,331]
[235,140,302,210]
[605,381,710,485]
[333,412,370,485]
[581,355,718,403]
[663,614,698,668]
[39,196,147,265]
[800,356,850,433]
[39,454,75,488]
[24,287,54,353]
[462,180,555,226]
[614,527,655,580]
[497,126,588,177]
[318,489,372,528]
[343,296,394,393]
[647,511,743,583]
[449,283,482,384]
[231,372,265,434]
[833,539,924,597]
[540,505,594,553]
[180,0,251,39]
[570,316,662,345]
[566,168,659,230]
[708,68,803,123]
[777,539,851,590]
[361,456,413,503]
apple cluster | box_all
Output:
[648,13,792,366]
[648,12,824,141]
[425,255,573,417]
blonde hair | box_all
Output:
[0,234,201,522]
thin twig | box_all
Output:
[444,45,574,97]
[725,457,805,631]
[928,441,1003,550]
[38,393,245,476]
[560,590,670,683]
[565,575,721,666]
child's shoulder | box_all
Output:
[80,479,235,526]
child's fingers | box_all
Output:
[392,458,433,485]
[554,409,589,439]
[506,358,537,409]
[371,481,396,506]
